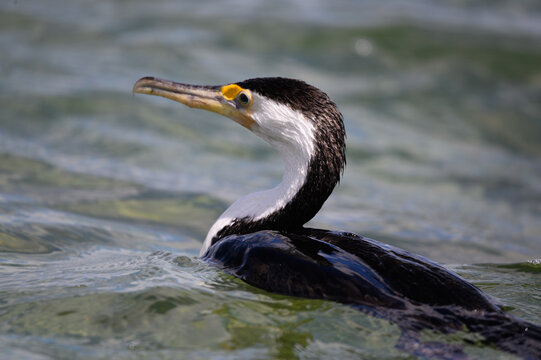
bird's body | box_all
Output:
[133,76,541,359]
[203,228,498,312]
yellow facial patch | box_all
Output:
[221,84,244,100]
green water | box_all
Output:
[1,0,541,358]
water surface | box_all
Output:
[1,0,541,358]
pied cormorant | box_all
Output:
[133,76,541,359]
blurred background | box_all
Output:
[1,1,540,359]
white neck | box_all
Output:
[200,98,315,255]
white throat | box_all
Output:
[200,97,315,255]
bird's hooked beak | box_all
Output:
[132,76,255,129]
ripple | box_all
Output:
[1,0,541,358]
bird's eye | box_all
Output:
[237,91,251,107]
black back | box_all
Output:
[203,229,498,312]
[202,229,541,359]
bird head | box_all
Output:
[132,77,344,161]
